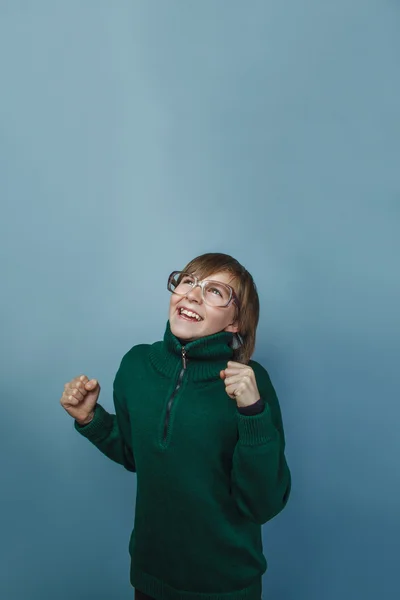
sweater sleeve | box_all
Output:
[230,361,291,524]
[73,357,136,472]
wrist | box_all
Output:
[236,396,261,409]
[237,398,264,417]
[76,410,95,427]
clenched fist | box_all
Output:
[60,375,101,426]
[220,361,261,408]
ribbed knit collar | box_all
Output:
[148,320,234,383]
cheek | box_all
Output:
[169,296,177,312]
[204,308,224,326]
[216,308,236,330]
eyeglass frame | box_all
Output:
[167,271,241,309]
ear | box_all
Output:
[224,322,239,333]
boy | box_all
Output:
[61,253,291,600]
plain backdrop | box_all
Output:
[1,1,399,599]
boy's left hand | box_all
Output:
[220,361,261,408]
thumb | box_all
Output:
[85,379,98,390]
[220,370,226,380]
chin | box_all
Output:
[169,316,203,341]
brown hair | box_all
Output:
[181,253,260,364]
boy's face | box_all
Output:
[169,270,239,342]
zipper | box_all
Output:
[163,346,187,442]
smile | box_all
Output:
[177,307,203,322]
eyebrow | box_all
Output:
[193,274,231,285]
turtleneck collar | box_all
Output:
[148,321,235,383]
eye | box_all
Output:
[182,278,194,286]
[209,287,222,296]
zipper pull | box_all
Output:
[181,347,187,369]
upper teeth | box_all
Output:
[180,308,202,321]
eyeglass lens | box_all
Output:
[170,273,231,307]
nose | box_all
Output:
[185,283,203,303]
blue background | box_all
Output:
[1,2,399,599]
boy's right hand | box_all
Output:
[60,375,101,425]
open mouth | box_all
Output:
[177,307,203,322]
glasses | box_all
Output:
[167,271,240,309]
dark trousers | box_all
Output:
[135,586,261,599]
[134,589,155,600]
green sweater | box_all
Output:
[75,321,291,600]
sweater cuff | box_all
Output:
[74,404,113,442]
[237,403,278,446]
[237,398,265,416]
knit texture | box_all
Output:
[75,321,291,600]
